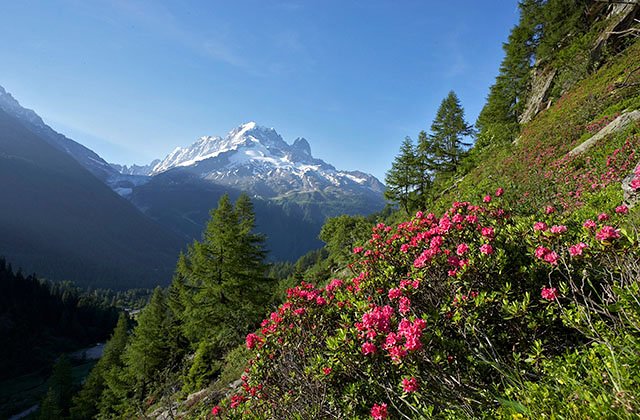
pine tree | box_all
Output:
[70,313,129,420]
[173,193,270,383]
[429,91,473,173]
[385,137,420,213]
[122,288,173,400]
[39,354,73,419]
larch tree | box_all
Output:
[429,91,473,173]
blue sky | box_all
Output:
[0,0,519,181]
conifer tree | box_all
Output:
[39,355,73,419]
[173,193,270,382]
[70,313,129,420]
[429,91,473,173]
[385,137,420,213]
[122,288,173,400]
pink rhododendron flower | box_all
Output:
[535,246,558,265]
[353,246,364,254]
[533,222,548,231]
[402,377,419,393]
[495,187,504,197]
[534,246,549,259]
[211,406,221,416]
[361,342,377,355]
[398,296,411,314]
[456,243,469,256]
[479,243,493,255]
[631,177,640,190]
[598,213,609,221]
[545,206,555,214]
[322,366,332,375]
[543,251,559,265]
[583,219,596,229]
[415,211,423,218]
[550,225,567,234]
[371,403,388,419]
[230,394,246,409]
[595,225,620,241]
[481,226,495,238]
[569,242,588,256]
[615,205,629,214]
[388,288,402,299]
[246,333,262,350]
[483,195,492,203]
[541,287,558,300]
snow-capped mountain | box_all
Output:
[142,121,384,198]
[110,160,160,176]
[0,85,118,181]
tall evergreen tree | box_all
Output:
[173,193,271,383]
[429,91,473,173]
[39,355,73,419]
[70,313,129,420]
[385,137,420,213]
[122,288,173,401]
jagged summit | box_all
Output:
[142,122,384,198]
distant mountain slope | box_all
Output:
[116,122,386,261]
[0,85,119,181]
[0,107,182,289]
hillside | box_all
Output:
[63,2,640,419]
[0,107,183,289]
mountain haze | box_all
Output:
[0,104,182,289]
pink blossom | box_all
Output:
[230,394,246,409]
[415,211,423,218]
[541,287,558,300]
[387,345,408,362]
[322,366,332,375]
[550,225,567,234]
[543,251,559,265]
[398,296,411,314]
[533,222,548,231]
[534,246,549,259]
[456,243,469,256]
[353,246,364,254]
[402,377,419,393]
[481,226,495,239]
[371,403,388,419]
[615,205,629,214]
[495,187,504,197]
[479,244,494,255]
[361,342,377,355]
[388,288,403,299]
[545,206,555,214]
[631,177,640,190]
[400,243,410,253]
[211,406,222,416]
[483,195,492,203]
[568,242,588,257]
[595,225,620,241]
[598,213,609,221]
[583,219,596,229]
[246,333,262,350]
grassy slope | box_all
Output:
[437,40,640,215]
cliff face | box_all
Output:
[519,2,639,125]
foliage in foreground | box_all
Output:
[211,188,640,419]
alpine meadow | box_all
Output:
[1,1,640,419]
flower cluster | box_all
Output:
[212,188,634,419]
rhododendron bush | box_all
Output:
[211,191,636,418]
